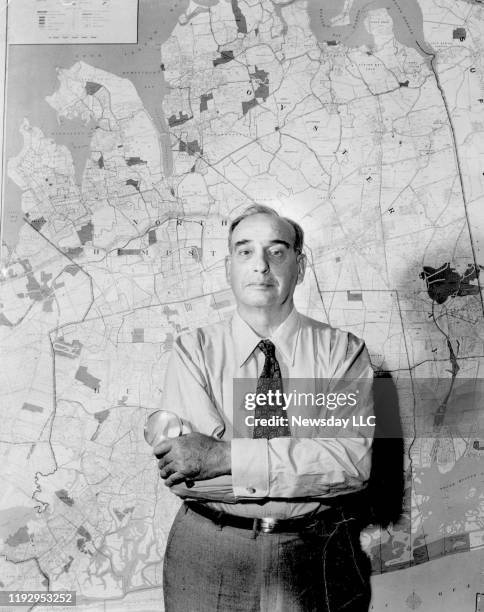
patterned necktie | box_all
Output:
[252,339,291,439]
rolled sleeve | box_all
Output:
[161,333,225,437]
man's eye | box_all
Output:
[269,249,284,258]
[238,249,251,256]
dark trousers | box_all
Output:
[163,503,371,612]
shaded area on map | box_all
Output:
[420,263,481,304]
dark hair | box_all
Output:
[228,204,304,254]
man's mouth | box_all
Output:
[248,282,275,288]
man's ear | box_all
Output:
[225,255,231,285]
[296,252,307,285]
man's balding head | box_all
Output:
[228,205,304,255]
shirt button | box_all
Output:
[247,487,256,494]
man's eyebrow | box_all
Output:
[233,239,292,249]
[268,240,291,248]
[233,239,252,249]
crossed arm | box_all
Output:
[155,332,374,500]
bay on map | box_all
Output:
[307,0,434,58]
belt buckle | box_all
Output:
[257,517,279,533]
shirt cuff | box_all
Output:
[231,438,269,499]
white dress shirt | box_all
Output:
[160,308,374,519]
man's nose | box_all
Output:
[252,250,270,273]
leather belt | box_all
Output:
[185,501,337,534]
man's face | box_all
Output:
[225,213,306,310]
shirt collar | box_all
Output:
[232,308,301,368]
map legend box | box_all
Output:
[8,0,138,44]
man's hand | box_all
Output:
[154,433,231,487]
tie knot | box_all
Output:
[258,339,276,357]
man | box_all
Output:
[155,205,374,611]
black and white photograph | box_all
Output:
[0,0,483,610]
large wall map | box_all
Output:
[1,0,483,610]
